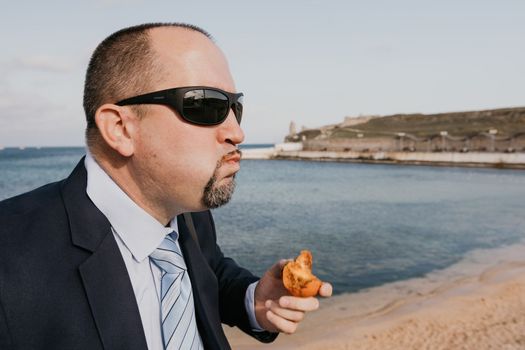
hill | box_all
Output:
[291,107,525,141]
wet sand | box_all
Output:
[224,243,525,349]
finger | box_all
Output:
[266,309,299,334]
[279,296,319,312]
[319,282,333,297]
[266,300,305,322]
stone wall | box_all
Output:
[303,134,525,153]
[303,138,396,152]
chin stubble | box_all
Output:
[201,150,241,209]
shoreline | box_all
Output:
[274,153,525,170]
[224,241,525,349]
[241,145,525,169]
[275,150,525,170]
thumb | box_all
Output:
[267,259,292,279]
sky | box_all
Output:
[0,0,524,147]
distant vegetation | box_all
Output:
[292,107,525,141]
[285,107,525,153]
[298,107,525,139]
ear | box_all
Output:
[94,104,137,157]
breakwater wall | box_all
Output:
[242,143,525,169]
[274,150,525,169]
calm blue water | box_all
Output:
[1,147,525,294]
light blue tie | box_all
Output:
[150,233,203,350]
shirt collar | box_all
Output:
[84,151,178,262]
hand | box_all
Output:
[254,259,333,334]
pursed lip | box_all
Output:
[222,149,242,164]
[221,151,241,177]
[217,149,242,178]
[223,154,241,164]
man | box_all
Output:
[0,23,332,350]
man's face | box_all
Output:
[130,27,245,214]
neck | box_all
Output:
[90,151,181,226]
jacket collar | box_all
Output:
[60,157,149,350]
[178,214,232,350]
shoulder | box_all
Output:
[0,180,68,255]
[0,181,63,218]
[183,210,219,257]
[188,210,217,236]
[0,158,86,233]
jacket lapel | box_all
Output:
[178,215,231,350]
[61,158,148,350]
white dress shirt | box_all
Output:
[84,152,262,350]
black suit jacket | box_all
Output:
[0,159,276,349]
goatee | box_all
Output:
[202,149,241,209]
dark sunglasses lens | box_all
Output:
[183,89,229,125]
[234,95,243,124]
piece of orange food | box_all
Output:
[282,250,322,297]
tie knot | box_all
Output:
[150,234,187,275]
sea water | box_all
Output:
[1,147,525,294]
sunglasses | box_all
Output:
[116,86,243,126]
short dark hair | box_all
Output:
[83,22,211,147]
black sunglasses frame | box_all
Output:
[115,86,243,126]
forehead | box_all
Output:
[149,27,236,92]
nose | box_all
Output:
[218,109,245,145]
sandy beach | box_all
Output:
[224,243,525,349]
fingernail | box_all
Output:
[265,300,272,309]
